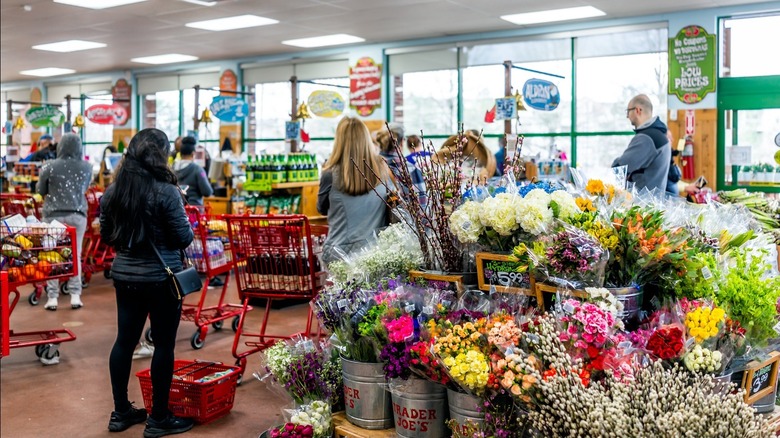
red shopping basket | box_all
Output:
[136,360,240,424]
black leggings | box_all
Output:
[109,279,181,420]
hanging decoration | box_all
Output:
[85,104,128,125]
[13,117,26,131]
[72,114,86,129]
[495,97,518,120]
[199,108,213,125]
[514,89,527,112]
[296,102,312,120]
[484,105,496,123]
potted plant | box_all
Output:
[737,165,750,184]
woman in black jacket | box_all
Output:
[100,129,195,438]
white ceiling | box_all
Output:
[0,0,769,83]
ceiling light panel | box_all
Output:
[20,67,76,77]
[186,14,279,31]
[282,34,365,48]
[501,6,606,25]
[32,40,106,53]
[53,0,148,10]
[131,54,198,64]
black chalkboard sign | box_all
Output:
[742,351,780,405]
[475,252,533,295]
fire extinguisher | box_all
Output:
[681,136,695,180]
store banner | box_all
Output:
[285,121,300,140]
[111,79,132,123]
[668,25,716,104]
[308,90,345,118]
[85,103,129,125]
[210,96,248,122]
[25,106,65,128]
[349,57,381,116]
[220,70,238,96]
[495,97,517,120]
[522,79,560,111]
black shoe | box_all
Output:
[208,276,224,287]
[144,414,195,438]
[108,404,147,432]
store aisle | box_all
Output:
[1,275,313,438]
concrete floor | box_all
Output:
[1,275,315,438]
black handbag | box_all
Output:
[150,242,202,300]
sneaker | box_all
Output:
[208,276,224,287]
[108,404,147,432]
[144,414,194,438]
[133,341,155,359]
[70,295,83,309]
[44,297,58,311]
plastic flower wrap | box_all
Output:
[549,190,581,221]
[448,200,483,243]
[487,350,541,406]
[682,300,725,344]
[564,211,619,255]
[555,296,619,373]
[683,344,723,374]
[269,400,332,438]
[485,313,523,350]
[541,222,609,289]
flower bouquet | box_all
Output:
[538,222,609,289]
[268,400,332,438]
[555,293,621,374]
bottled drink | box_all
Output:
[246,156,254,182]
[286,154,296,183]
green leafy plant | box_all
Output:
[715,248,780,347]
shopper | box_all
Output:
[405,134,431,165]
[37,133,92,311]
[317,116,391,264]
[173,136,213,208]
[27,134,57,161]
[100,128,195,437]
[612,94,671,192]
[376,124,427,209]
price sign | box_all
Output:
[741,351,780,405]
[475,252,535,296]
[494,97,517,120]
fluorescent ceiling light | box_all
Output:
[186,14,278,31]
[20,67,76,77]
[282,33,364,48]
[181,0,217,6]
[53,0,147,9]
[131,53,198,64]
[33,40,106,53]
[501,6,605,25]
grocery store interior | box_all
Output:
[2,0,780,437]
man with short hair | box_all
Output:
[612,94,671,192]
[28,134,57,161]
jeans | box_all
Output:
[44,212,86,298]
[109,279,181,420]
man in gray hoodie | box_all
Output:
[37,133,93,310]
[172,136,213,208]
[612,94,671,192]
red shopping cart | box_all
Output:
[1,222,78,362]
[79,186,114,287]
[1,193,43,219]
[144,206,245,350]
[224,214,328,380]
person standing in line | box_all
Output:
[173,136,213,209]
[27,134,57,161]
[375,123,427,209]
[100,128,195,437]
[37,133,92,311]
[612,94,671,192]
[317,116,391,264]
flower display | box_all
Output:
[645,326,685,360]
[576,196,596,212]
[684,304,725,344]
[385,314,414,343]
[479,193,522,237]
[485,314,522,349]
[550,190,580,221]
[442,350,490,393]
[289,401,332,438]
[270,423,314,438]
[683,345,723,374]
[488,351,540,404]
[448,200,483,243]
[557,299,617,371]
[260,340,343,405]
[544,226,608,287]
[432,320,486,357]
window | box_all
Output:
[183,88,220,158]
[141,90,180,142]
[721,14,780,78]
[394,69,458,137]
[252,82,290,155]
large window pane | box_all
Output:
[393,70,457,137]
[721,14,780,78]
[574,135,634,180]
[253,82,289,142]
[183,88,220,157]
[576,52,668,132]
[142,90,179,142]
[299,77,348,144]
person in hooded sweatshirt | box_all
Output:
[173,136,213,209]
[612,94,671,192]
[37,133,93,311]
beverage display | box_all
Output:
[243,153,319,191]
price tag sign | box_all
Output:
[728,146,752,166]
[475,252,533,295]
[741,351,780,405]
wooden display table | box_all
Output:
[761,405,780,434]
[332,411,395,438]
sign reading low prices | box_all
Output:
[522,79,560,111]
[349,57,381,116]
[209,96,248,123]
[668,25,716,104]
[25,106,65,128]
[85,103,129,125]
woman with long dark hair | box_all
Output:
[100,128,195,437]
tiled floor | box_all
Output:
[1,274,315,438]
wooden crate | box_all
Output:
[332,411,395,438]
[534,282,587,311]
[409,270,467,293]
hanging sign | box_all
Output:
[307,90,345,118]
[85,103,129,125]
[209,96,248,122]
[25,106,65,128]
[494,97,517,120]
[522,79,560,111]
[669,25,716,104]
[111,78,132,123]
[349,57,382,116]
[220,70,238,96]
[285,121,300,140]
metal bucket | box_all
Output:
[391,377,449,438]
[341,357,394,429]
[608,286,643,323]
[711,370,735,396]
[447,389,484,434]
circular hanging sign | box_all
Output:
[522,79,560,111]
[307,90,345,118]
[85,103,129,125]
[774,132,780,147]
[775,150,780,166]
[25,106,65,128]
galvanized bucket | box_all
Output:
[608,286,643,323]
[340,357,394,429]
[391,377,448,438]
[447,389,484,434]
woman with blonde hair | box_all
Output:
[317,116,390,263]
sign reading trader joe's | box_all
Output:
[349,57,381,116]
[668,25,716,104]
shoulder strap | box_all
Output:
[149,241,174,276]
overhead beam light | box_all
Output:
[53,0,147,9]
[33,40,106,53]
[282,33,364,48]
[181,0,218,5]
[20,67,76,77]
[131,53,198,64]
[186,14,278,31]
[501,6,605,25]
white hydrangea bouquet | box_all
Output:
[449,188,579,252]
[289,401,332,438]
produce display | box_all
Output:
[1,214,76,284]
